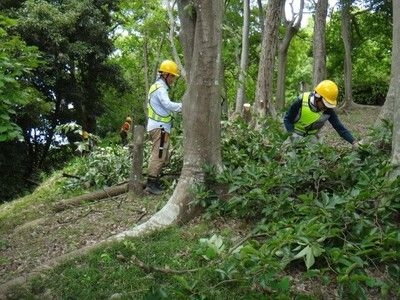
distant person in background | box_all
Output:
[120,116,132,146]
[78,130,94,154]
[283,80,359,147]
[145,59,182,195]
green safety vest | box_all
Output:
[147,83,172,123]
[294,92,323,135]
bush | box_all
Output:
[350,81,388,106]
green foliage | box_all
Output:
[62,145,131,190]
[199,118,399,298]
[2,117,399,299]
[3,0,129,185]
[351,80,388,105]
[326,7,391,104]
[0,14,42,142]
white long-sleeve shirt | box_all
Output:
[146,78,182,133]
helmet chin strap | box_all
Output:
[309,92,319,112]
[160,73,171,89]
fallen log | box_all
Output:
[53,183,129,212]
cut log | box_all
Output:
[53,184,129,212]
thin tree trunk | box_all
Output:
[254,0,283,119]
[276,0,304,111]
[235,0,250,114]
[128,125,145,197]
[257,0,265,35]
[341,0,354,108]
[143,38,150,116]
[166,0,186,80]
[143,38,149,97]
[313,0,328,86]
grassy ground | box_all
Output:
[0,105,386,299]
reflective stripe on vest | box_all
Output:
[147,83,172,123]
[294,92,323,135]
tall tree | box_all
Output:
[115,0,224,238]
[257,0,265,35]
[389,0,400,167]
[340,0,354,108]
[166,0,186,80]
[376,1,397,124]
[254,0,283,119]
[276,0,304,111]
[0,15,42,142]
[8,0,127,171]
[313,0,328,85]
[234,0,250,114]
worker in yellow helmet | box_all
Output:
[120,116,132,146]
[283,80,359,147]
[145,59,182,194]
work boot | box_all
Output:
[144,177,164,195]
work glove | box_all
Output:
[291,132,303,141]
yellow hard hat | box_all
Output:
[159,59,180,77]
[314,80,338,108]
[126,117,132,122]
[82,131,89,139]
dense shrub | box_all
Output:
[195,118,399,298]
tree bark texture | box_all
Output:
[114,0,223,239]
[276,0,304,111]
[254,0,283,118]
[313,0,328,86]
[257,0,265,35]
[177,0,196,81]
[377,0,400,125]
[340,0,354,108]
[166,0,186,80]
[234,0,250,114]
[128,125,145,197]
[390,0,400,166]
[53,184,128,212]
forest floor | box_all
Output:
[0,105,382,298]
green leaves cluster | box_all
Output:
[201,118,399,298]
[0,15,42,141]
[62,145,131,191]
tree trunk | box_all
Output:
[376,1,400,126]
[143,39,149,99]
[254,0,283,119]
[340,0,354,108]
[257,0,265,35]
[177,0,196,80]
[128,125,145,197]
[276,0,304,111]
[234,0,250,115]
[53,184,128,212]
[390,0,400,168]
[166,0,186,80]
[313,0,328,86]
[114,0,223,239]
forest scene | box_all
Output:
[0,0,399,299]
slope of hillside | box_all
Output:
[1,105,390,299]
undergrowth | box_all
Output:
[3,118,400,299]
[196,118,400,299]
